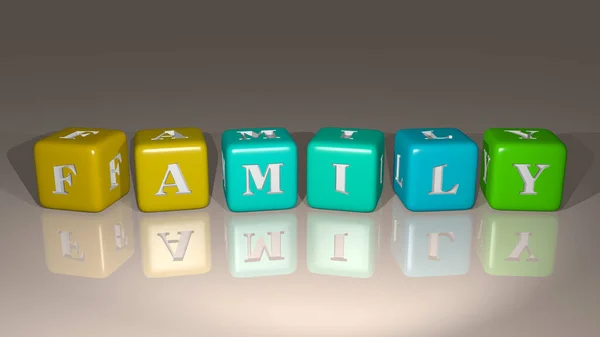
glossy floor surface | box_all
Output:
[2,4,600,335]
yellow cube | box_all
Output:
[133,128,210,212]
[140,211,211,278]
[34,127,130,212]
[42,199,135,278]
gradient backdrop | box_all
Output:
[1,3,599,337]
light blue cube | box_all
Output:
[221,127,297,212]
[391,198,473,277]
[392,128,478,212]
[226,212,298,278]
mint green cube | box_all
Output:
[306,211,377,278]
[306,127,385,212]
[226,212,297,278]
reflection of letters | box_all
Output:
[58,231,85,261]
[330,233,349,262]
[505,232,539,262]
[157,231,195,261]
[114,224,128,250]
[427,232,455,261]
[244,232,285,262]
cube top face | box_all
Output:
[222,127,297,212]
[393,128,478,212]
[139,211,211,278]
[485,128,564,146]
[310,127,385,150]
[306,211,377,278]
[226,212,298,278]
[477,211,558,277]
[41,201,135,278]
[35,127,130,213]
[307,127,385,213]
[134,128,206,150]
[481,128,567,211]
[394,128,476,149]
[221,127,295,149]
[37,127,125,148]
[134,128,210,212]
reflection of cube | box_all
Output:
[307,127,385,212]
[221,128,297,212]
[140,211,211,278]
[392,197,473,277]
[306,211,377,278]
[226,212,297,278]
[393,128,478,211]
[478,211,558,277]
[42,200,134,278]
[35,127,130,212]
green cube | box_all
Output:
[306,127,385,212]
[477,210,558,277]
[480,128,567,211]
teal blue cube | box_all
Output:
[391,198,473,277]
[306,127,385,212]
[226,212,298,278]
[306,211,378,278]
[221,127,298,212]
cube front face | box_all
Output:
[391,198,473,277]
[481,128,567,211]
[42,201,135,278]
[477,211,558,277]
[134,128,210,212]
[393,128,478,212]
[307,127,385,212]
[221,128,297,212]
[226,212,297,278]
[35,128,130,212]
[140,211,211,278]
[306,212,377,278]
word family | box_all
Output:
[34,126,567,213]
[41,199,559,279]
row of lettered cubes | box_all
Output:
[43,199,558,279]
[34,126,567,213]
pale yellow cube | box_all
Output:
[133,128,210,212]
[34,127,130,212]
[140,211,211,278]
[42,200,135,278]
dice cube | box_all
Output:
[391,198,472,277]
[221,127,297,212]
[307,127,385,212]
[480,128,567,211]
[42,199,135,278]
[393,128,478,212]
[133,128,210,212]
[306,211,377,278]
[34,127,130,212]
[140,211,211,278]
[226,212,298,278]
[477,210,558,277]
